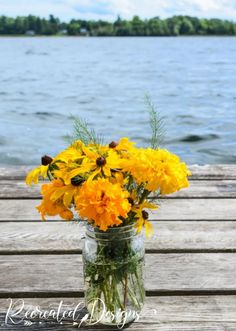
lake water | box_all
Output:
[0,37,235,165]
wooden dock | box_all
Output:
[0,165,236,330]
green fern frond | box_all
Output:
[68,117,104,146]
[145,94,164,149]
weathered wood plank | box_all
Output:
[1,165,236,180]
[0,179,236,198]
[0,166,32,180]
[189,164,236,180]
[1,295,236,322]
[1,221,236,253]
[1,321,236,331]
[0,198,235,221]
[0,254,236,295]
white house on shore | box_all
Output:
[25,30,35,36]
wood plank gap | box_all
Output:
[1,289,236,299]
[146,289,236,296]
[189,178,236,180]
[1,196,236,201]
[146,249,236,254]
[0,292,84,299]
[1,218,236,223]
[156,196,236,200]
[0,197,41,200]
[2,176,236,182]
[1,248,236,255]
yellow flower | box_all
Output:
[25,165,49,186]
[133,201,157,237]
[120,148,190,195]
[53,140,85,163]
[114,137,136,152]
[67,148,122,182]
[75,178,131,231]
[49,182,81,208]
[37,179,74,221]
[148,149,191,194]
[109,171,125,185]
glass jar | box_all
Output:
[83,224,145,326]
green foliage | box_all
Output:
[145,94,164,149]
[67,21,81,35]
[0,14,235,36]
[69,117,103,146]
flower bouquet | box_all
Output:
[26,107,190,326]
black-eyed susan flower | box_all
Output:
[132,200,157,237]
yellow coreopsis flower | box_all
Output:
[75,178,131,231]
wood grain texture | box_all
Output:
[0,198,235,221]
[1,221,236,253]
[0,164,236,330]
[1,179,236,198]
[0,296,236,322]
[189,164,236,180]
[1,321,236,331]
[1,164,236,180]
[0,166,32,180]
[0,253,236,295]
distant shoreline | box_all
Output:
[0,35,236,37]
[0,14,235,37]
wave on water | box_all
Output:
[7,110,68,119]
[33,111,68,119]
[0,153,27,165]
[0,136,7,146]
[25,49,49,56]
[179,134,220,142]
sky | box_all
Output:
[0,0,236,21]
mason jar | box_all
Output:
[83,224,145,326]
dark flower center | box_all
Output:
[142,210,149,220]
[96,156,106,167]
[41,155,53,166]
[128,197,134,205]
[109,141,118,148]
[71,176,85,186]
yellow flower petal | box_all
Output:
[63,188,75,208]
[25,165,48,186]
[144,220,154,237]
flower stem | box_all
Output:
[124,273,128,308]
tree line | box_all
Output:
[0,14,235,36]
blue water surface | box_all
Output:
[0,36,235,165]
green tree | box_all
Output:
[148,17,168,36]
[14,17,25,34]
[131,16,145,35]
[166,16,180,35]
[179,17,195,34]
[49,14,59,34]
[67,21,81,35]
[114,17,131,36]
[0,14,235,36]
